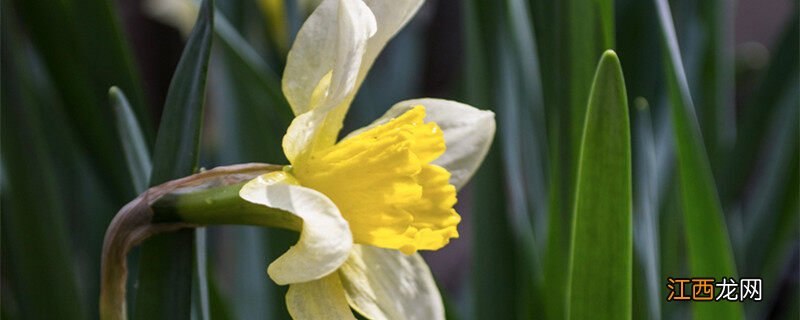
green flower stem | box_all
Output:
[151,181,302,231]
[100,163,298,320]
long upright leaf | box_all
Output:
[214,11,292,164]
[134,0,214,318]
[214,11,289,124]
[654,0,742,318]
[504,0,549,240]
[212,8,294,319]
[696,0,735,165]
[110,87,152,193]
[496,28,543,319]
[109,86,152,318]
[631,102,661,320]
[147,0,213,184]
[192,229,211,320]
[616,4,674,317]
[726,13,798,202]
[1,8,85,318]
[567,0,615,167]
[741,78,799,319]
[566,51,631,320]
[530,1,615,316]
[472,147,519,320]
[72,0,152,136]
[464,1,519,318]
[14,0,150,202]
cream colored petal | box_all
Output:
[355,0,425,88]
[281,0,377,162]
[345,98,495,190]
[282,0,376,116]
[143,0,198,36]
[281,0,427,163]
[282,111,318,164]
[338,245,445,320]
[286,274,356,320]
[239,172,352,285]
[313,0,426,153]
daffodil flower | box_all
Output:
[236,0,496,318]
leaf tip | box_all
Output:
[599,49,621,69]
[108,86,122,100]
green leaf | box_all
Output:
[631,101,662,320]
[110,87,152,193]
[14,0,151,202]
[741,78,799,319]
[134,0,214,318]
[192,228,211,320]
[726,13,798,202]
[110,86,152,318]
[695,0,736,167]
[496,26,544,319]
[70,0,152,137]
[207,263,235,320]
[566,51,631,320]
[653,0,743,318]
[567,0,615,168]
[463,1,520,318]
[212,9,295,319]
[529,1,615,316]
[503,0,549,235]
[147,0,214,184]
[472,147,519,320]
[1,9,85,318]
[615,3,671,316]
[214,11,290,126]
[213,10,293,164]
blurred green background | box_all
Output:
[1,0,798,319]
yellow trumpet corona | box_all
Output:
[286,105,459,254]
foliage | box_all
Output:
[2,0,797,319]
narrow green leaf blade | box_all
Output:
[134,0,214,318]
[192,228,211,320]
[496,25,544,319]
[631,102,661,320]
[214,12,287,115]
[531,1,616,316]
[15,0,151,202]
[1,10,85,318]
[695,0,736,166]
[147,1,214,185]
[110,87,152,193]
[567,51,631,320]
[726,14,798,201]
[653,0,743,318]
[212,11,294,319]
[568,0,616,164]
[472,148,519,320]
[462,1,520,318]
[213,10,293,164]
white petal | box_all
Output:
[338,245,445,320]
[281,0,424,162]
[282,0,376,116]
[286,274,356,320]
[143,0,198,36]
[345,98,496,190]
[282,111,318,164]
[355,0,425,88]
[239,172,353,285]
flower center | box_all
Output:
[291,105,460,254]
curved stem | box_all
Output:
[100,163,292,320]
[152,181,303,231]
